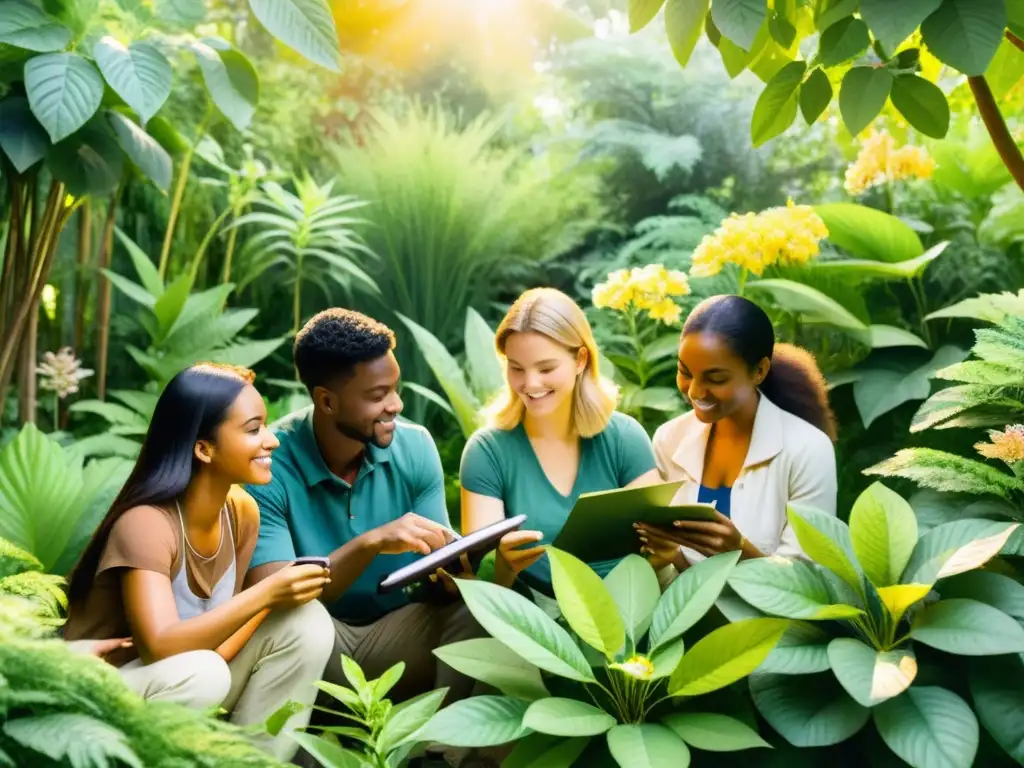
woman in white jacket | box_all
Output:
[638,294,838,570]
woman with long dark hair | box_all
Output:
[64,363,335,761]
[638,295,838,571]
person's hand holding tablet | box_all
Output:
[494,529,545,587]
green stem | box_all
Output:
[53,392,59,433]
[908,278,933,347]
[737,267,749,297]
[293,252,304,338]
[221,202,244,285]
[159,107,211,281]
[189,206,232,283]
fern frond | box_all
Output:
[0,539,43,580]
[934,360,1023,387]
[4,713,144,768]
[909,385,997,433]
[974,317,1024,367]
[865,448,1020,498]
[0,597,55,642]
[0,571,67,618]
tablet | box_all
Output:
[377,514,529,593]
[550,481,718,563]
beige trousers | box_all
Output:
[118,600,335,761]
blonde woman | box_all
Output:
[460,288,661,593]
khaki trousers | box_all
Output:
[118,600,335,761]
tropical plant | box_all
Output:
[0,423,129,575]
[0,538,66,625]
[233,175,378,335]
[722,482,1024,767]
[0,0,343,420]
[269,655,446,768]
[398,308,504,438]
[412,549,787,765]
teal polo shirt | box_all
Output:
[247,407,450,624]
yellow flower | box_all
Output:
[844,130,936,196]
[609,655,655,681]
[591,263,690,325]
[648,296,682,325]
[975,425,1024,463]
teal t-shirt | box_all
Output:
[247,408,450,625]
[459,411,656,592]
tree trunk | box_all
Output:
[95,191,120,401]
[969,75,1024,193]
[17,307,37,425]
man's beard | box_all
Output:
[334,418,388,448]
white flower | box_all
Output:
[36,348,93,399]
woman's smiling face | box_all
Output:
[676,331,767,424]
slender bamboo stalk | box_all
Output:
[17,307,38,425]
[73,200,93,353]
[1008,31,1024,52]
[189,205,232,282]
[159,110,210,280]
[221,202,243,284]
[969,75,1024,192]
[96,188,122,401]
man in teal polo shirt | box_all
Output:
[245,308,480,704]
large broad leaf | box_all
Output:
[728,556,863,620]
[859,0,942,54]
[410,696,529,749]
[47,120,124,198]
[289,734,365,767]
[522,699,616,738]
[890,74,950,139]
[750,672,870,747]
[376,688,447,755]
[398,313,482,438]
[911,599,1024,655]
[501,734,590,768]
[920,0,1006,77]
[247,0,341,72]
[107,111,171,191]
[711,0,768,51]
[818,17,870,66]
[548,547,625,658]
[661,712,771,752]
[155,0,206,27]
[433,639,549,701]
[455,579,594,682]
[969,655,1024,764]
[903,519,1020,584]
[786,506,862,594]
[628,0,668,32]
[0,1,71,52]
[866,449,1018,500]
[810,242,947,283]
[745,279,866,332]
[665,0,711,67]
[463,308,503,400]
[92,38,172,124]
[866,325,929,350]
[649,550,740,651]
[986,36,1024,101]
[25,52,104,143]
[603,554,660,650]
[876,583,932,625]
[750,61,803,146]
[606,724,691,768]
[0,97,49,173]
[800,67,833,124]
[873,687,979,768]
[827,638,917,707]
[190,41,258,131]
[938,571,1024,624]
[839,66,893,137]
[813,203,924,263]
[114,228,163,298]
[849,482,918,588]
[759,621,832,674]
[668,618,788,697]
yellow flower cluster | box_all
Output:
[844,130,937,196]
[689,200,828,278]
[592,264,690,326]
[609,655,655,680]
[975,425,1024,464]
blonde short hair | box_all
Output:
[486,287,618,437]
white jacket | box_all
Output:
[652,394,837,561]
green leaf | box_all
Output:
[873,687,979,768]
[649,550,741,651]
[0,97,49,173]
[849,482,918,588]
[911,599,1024,655]
[666,0,711,67]
[865,449,1018,500]
[711,0,768,51]
[859,0,942,55]
[155,0,206,27]
[662,712,770,752]
[463,308,502,399]
[839,66,894,137]
[890,75,950,139]
[248,0,341,71]
[289,733,367,768]
[745,278,867,332]
[3,713,143,768]
[650,638,685,679]
[814,202,924,263]
[501,734,590,768]
[411,696,529,748]
[25,52,104,143]
[629,0,667,31]
[377,688,447,755]
[939,571,1024,624]
[0,1,71,52]
[987,34,1024,100]
[153,274,193,337]
[191,41,258,131]
[398,313,482,438]
[866,325,929,349]
[811,244,946,284]
[101,269,155,308]
[728,556,863,620]
[827,638,917,707]
[114,228,163,298]
[969,655,1024,764]
[455,579,595,682]
[920,0,1006,77]
[786,506,863,593]
[47,120,124,198]
[606,724,691,768]
[548,547,625,658]
[800,67,833,124]
[750,61,804,146]
[93,38,172,125]
[750,672,871,747]
[759,621,832,674]
[903,519,1020,584]
[523,699,616,738]
[432,639,549,701]
[818,16,870,66]
[669,618,788,697]
[603,554,660,649]
[106,111,171,191]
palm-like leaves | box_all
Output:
[233,175,378,333]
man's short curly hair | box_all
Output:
[294,308,396,392]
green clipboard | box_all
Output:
[550,480,718,563]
